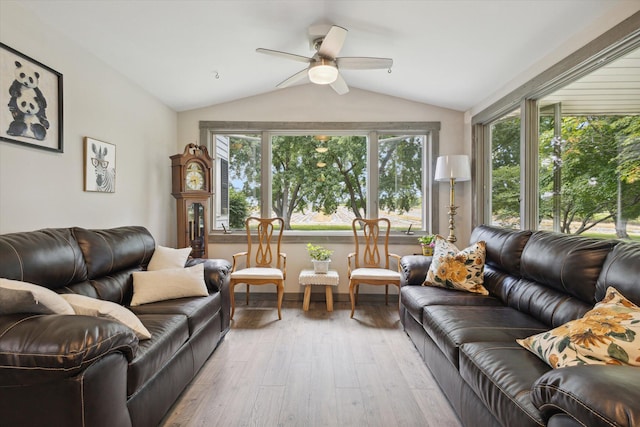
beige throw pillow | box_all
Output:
[0,278,75,315]
[62,293,151,340]
[131,263,208,306]
[422,235,488,295]
[147,245,192,271]
[517,287,640,368]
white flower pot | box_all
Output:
[312,259,331,274]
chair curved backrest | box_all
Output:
[348,217,401,318]
[351,217,392,269]
[229,217,286,320]
[245,216,284,269]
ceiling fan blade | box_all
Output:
[318,25,347,59]
[256,48,311,63]
[330,73,349,95]
[276,68,309,88]
[336,57,393,70]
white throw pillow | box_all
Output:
[131,263,208,306]
[61,294,152,340]
[146,245,192,271]
[0,278,75,315]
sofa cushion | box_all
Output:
[422,305,548,368]
[127,314,189,396]
[470,225,532,277]
[0,228,87,290]
[130,293,221,337]
[130,264,208,306]
[147,246,192,271]
[424,236,488,295]
[596,241,640,304]
[459,341,549,427]
[0,279,75,315]
[73,226,155,279]
[61,294,151,340]
[517,287,640,368]
[502,277,592,328]
[520,231,615,304]
[401,285,501,325]
[532,365,640,427]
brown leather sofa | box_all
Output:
[0,226,232,427]
[400,225,640,427]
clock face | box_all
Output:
[185,162,205,191]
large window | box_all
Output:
[202,122,439,233]
[475,27,640,241]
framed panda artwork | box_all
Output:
[0,43,63,153]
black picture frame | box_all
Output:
[0,42,63,153]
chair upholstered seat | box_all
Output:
[230,267,284,280]
[350,268,402,281]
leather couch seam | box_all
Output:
[3,241,24,281]
[536,403,588,427]
[535,384,617,427]
[0,329,136,370]
[460,344,544,426]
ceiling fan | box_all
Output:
[256,25,393,95]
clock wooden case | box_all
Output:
[171,143,213,258]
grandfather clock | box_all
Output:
[171,143,213,258]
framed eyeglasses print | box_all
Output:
[84,137,116,193]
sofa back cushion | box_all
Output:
[595,241,640,304]
[470,225,532,277]
[520,231,616,304]
[72,227,155,304]
[0,228,87,290]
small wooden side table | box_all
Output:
[299,269,339,312]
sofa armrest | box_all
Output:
[400,255,432,286]
[532,365,640,427]
[186,258,232,334]
[186,258,232,293]
[0,314,137,386]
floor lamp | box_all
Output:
[434,155,471,243]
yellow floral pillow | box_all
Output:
[517,287,640,368]
[422,235,488,295]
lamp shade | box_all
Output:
[308,59,338,85]
[434,155,471,182]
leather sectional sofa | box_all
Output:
[400,225,640,427]
[0,226,232,427]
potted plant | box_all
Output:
[418,235,436,256]
[306,243,333,274]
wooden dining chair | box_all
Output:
[229,217,286,320]
[347,217,402,318]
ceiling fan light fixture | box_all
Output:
[308,59,338,85]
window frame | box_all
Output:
[473,14,640,230]
[200,121,441,238]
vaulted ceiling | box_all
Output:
[15,0,640,113]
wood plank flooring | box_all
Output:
[161,300,462,427]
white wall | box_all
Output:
[0,1,177,244]
[178,85,467,296]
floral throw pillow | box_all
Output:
[422,235,488,295]
[517,287,640,368]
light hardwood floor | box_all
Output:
[161,300,462,427]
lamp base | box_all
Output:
[446,204,458,243]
